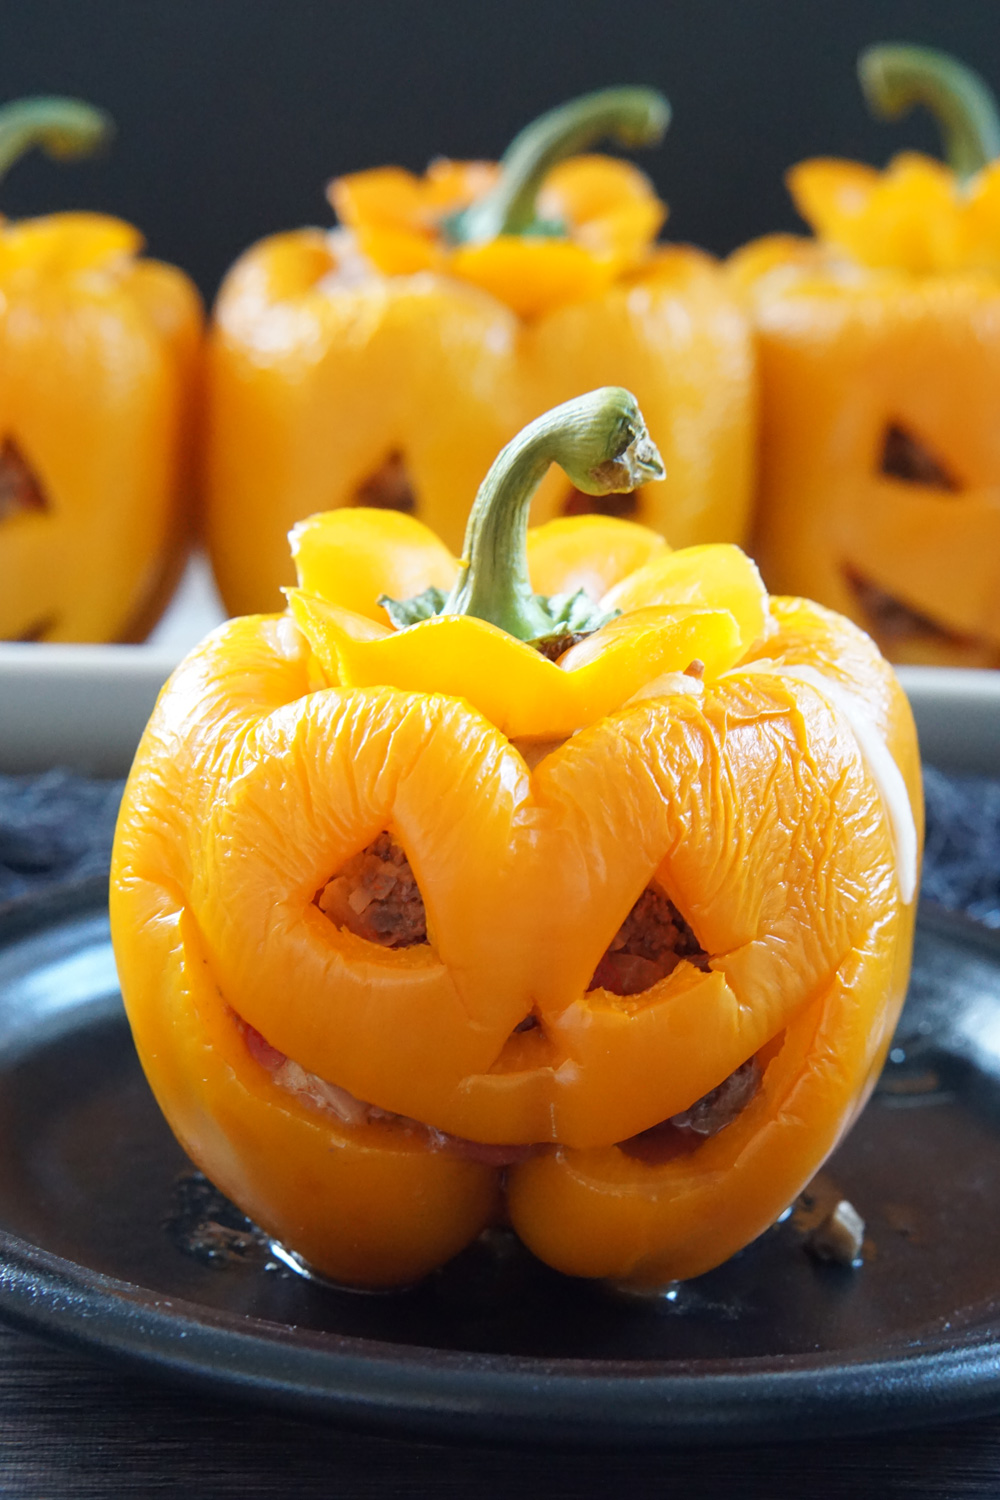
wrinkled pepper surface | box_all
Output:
[0,97,201,644]
[113,388,920,1289]
[206,87,754,617]
[730,46,1000,667]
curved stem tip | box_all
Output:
[858,44,1000,181]
[447,86,670,245]
[0,97,113,191]
[444,387,665,640]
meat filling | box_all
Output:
[589,884,710,996]
[534,631,589,662]
[304,857,753,1168]
[240,1008,761,1169]
[317,832,427,948]
[669,1057,761,1136]
[620,1057,763,1164]
[237,1014,540,1166]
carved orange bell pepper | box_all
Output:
[206,88,754,617]
[730,46,1000,667]
[112,389,920,1289]
[0,97,202,643]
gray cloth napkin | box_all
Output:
[0,770,125,906]
[1,767,998,925]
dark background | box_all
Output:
[0,0,997,305]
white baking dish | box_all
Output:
[0,644,996,778]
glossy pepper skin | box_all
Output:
[205,88,754,617]
[0,98,202,644]
[730,47,1000,668]
[113,390,920,1290]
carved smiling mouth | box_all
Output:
[843,565,993,657]
[234,1007,760,1168]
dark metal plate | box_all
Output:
[0,887,998,1446]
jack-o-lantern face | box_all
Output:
[205,89,753,618]
[0,214,202,643]
[732,46,1000,667]
[0,96,202,642]
[734,264,1000,667]
[207,241,753,618]
[112,394,920,1289]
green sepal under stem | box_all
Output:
[378,586,449,631]
[380,581,620,650]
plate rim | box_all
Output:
[1,893,1000,1444]
[2,1219,1000,1448]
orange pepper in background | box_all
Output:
[729,46,1000,668]
[112,389,921,1289]
[0,98,202,644]
[205,87,754,618]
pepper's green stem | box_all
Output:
[859,45,1000,182]
[443,388,665,640]
[0,97,113,190]
[447,86,670,245]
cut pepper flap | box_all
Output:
[288,588,743,739]
[286,389,760,737]
[788,48,1000,275]
[0,96,201,644]
[788,153,1000,275]
[206,87,752,617]
[329,135,666,319]
[728,44,1000,668]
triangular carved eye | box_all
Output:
[588,884,709,997]
[562,485,639,520]
[353,451,416,513]
[880,424,958,491]
[0,438,48,521]
[316,832,427,948]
